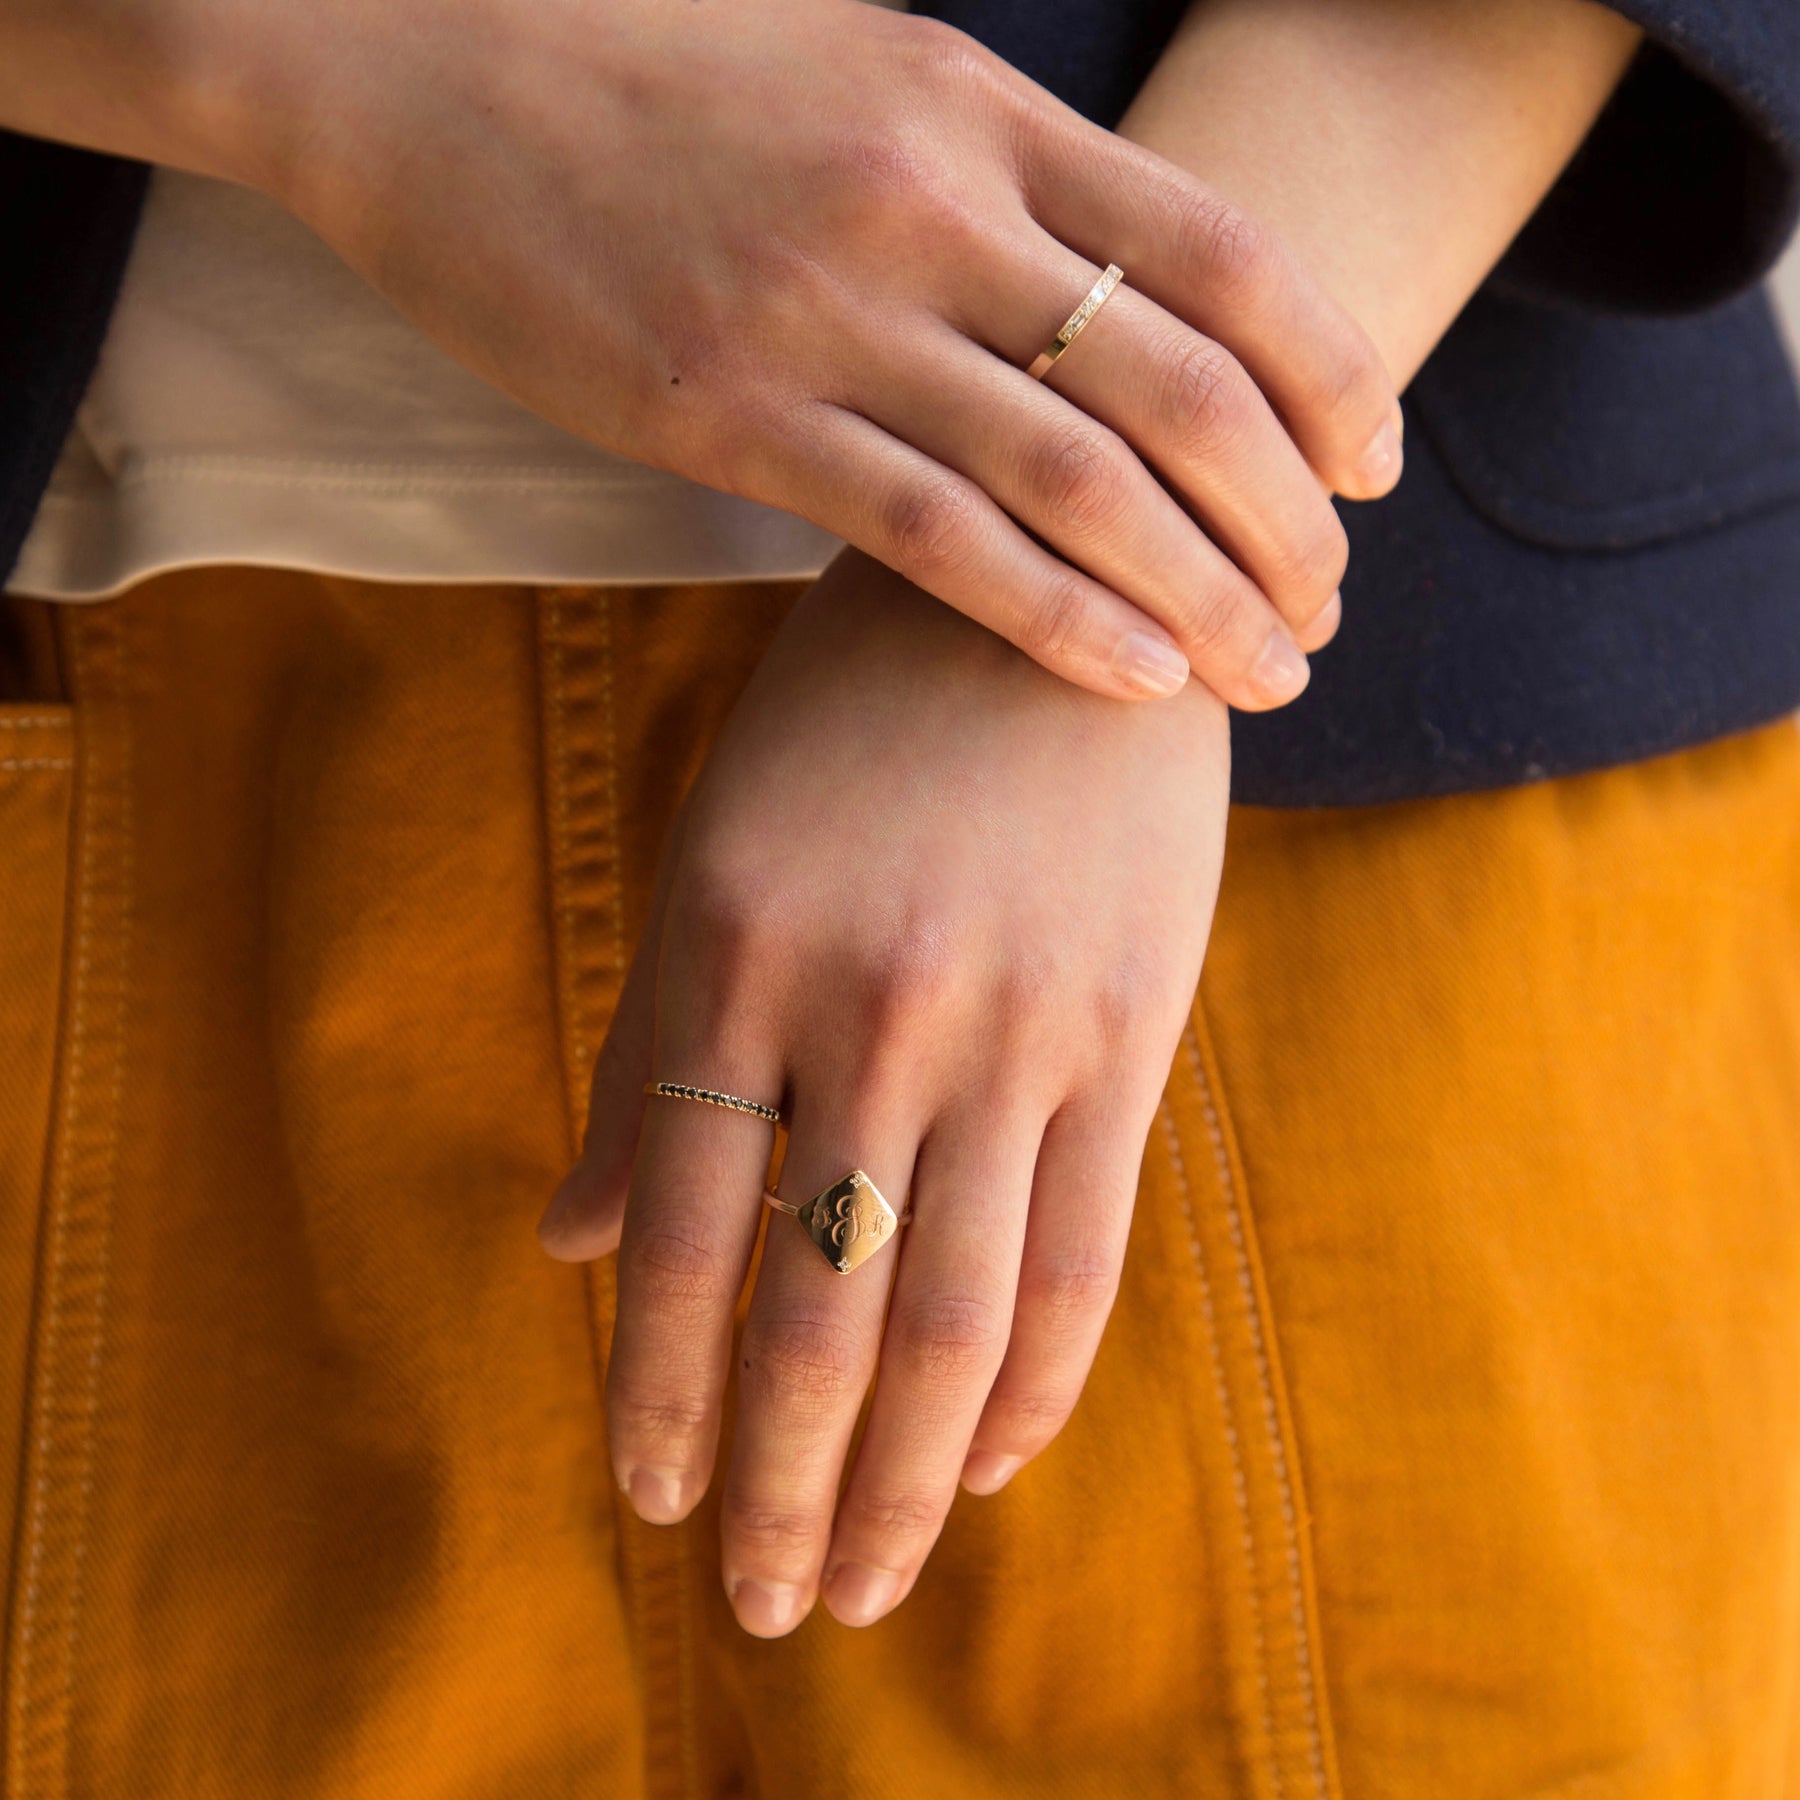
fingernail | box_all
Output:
[536,1172,581,1246]
[1298,590,1341,653]
[1354,421,1403,495]
[1113,630,1189,698]
[622,1463,691,1524]
[1248,632,1310,707]
[823,1563,904,1628]
[960,1451,1022,1496]
[729,1577,806,1637]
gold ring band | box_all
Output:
[644,1082,782,1125]
[764,1169,912,1274]
[1026,262,1124,380]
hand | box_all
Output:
[121,0,1400,705]
[539,548,1229,1635]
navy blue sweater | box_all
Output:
[3,0,1798,805]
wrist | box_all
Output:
[0,0,272,181]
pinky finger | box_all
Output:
[960,1096,1144,1495]
[789,403,1194,702]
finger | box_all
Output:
[959,1092,1146,1496]
[1024,124,1403,500]
[820,1103,1040,1629]
[604,1023,785,1526]
[980,254,1351,644]
[537,889,669,1262]
[869,321,1317,710]
[772,402,1197,702]
[1296,587,1341,655]
[719,1087,917,1638]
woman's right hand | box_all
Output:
[209,0,1397,704]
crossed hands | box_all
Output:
[284,0,1401,1636]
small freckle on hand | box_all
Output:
[670,375,681,386]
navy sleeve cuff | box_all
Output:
[1499,1,1800,313]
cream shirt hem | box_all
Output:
[9,170,844,602]
[11,446,843,600]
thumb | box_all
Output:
[537,901,663,1262]
[539,802,694,1259]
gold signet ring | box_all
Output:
[764,1169,913,1274]
[1026,263,1124,380]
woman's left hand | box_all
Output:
[539,549,1229,1637]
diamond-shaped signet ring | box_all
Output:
[763,1169,912,1274]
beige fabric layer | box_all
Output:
[11,171,844,600]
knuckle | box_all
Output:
[897,16,998,99]
[1025,425,1134,535]
[989,1382,1077,1444]
[887,1291,1009,1386]
[1020,1246,1117,1344]
[1014,571,1091,672]
[1088,949,1169,1058]
[864,917,959,1031]
[743,1312,869,1407]
[1190,195,1279,312]
[668,853,778,974]
[1166,336,1251,465]
[723,1500,822,1559]
[1267,510,1350,611]
[1171,576,1248,666]
[1315,316,1390,430]
[990,945,1060,1024]
[846,1486,946,1540]
[882,474,984,585]
[625,1220,740,1307]
[823,113,937,213]
[609,1380,714,1449]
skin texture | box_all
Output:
[542,0,1642,1638]
[548,553,1229,1634]
[0,0,1640,1637]
[0,0,1409,706]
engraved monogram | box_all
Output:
[802,1172,895,1273]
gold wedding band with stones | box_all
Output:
[643,1081,783,1125]
[1026,262,1124,380]
[764,1169,913,1274]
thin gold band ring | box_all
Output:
[1026,262,1124,380]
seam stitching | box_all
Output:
[598,594,626,1007]
[1182,1028,1327,1799]
[0,760,74,772]
[1159,1099,1280,1797]
[9,630,99,1796]
[55,623,132,1779]
[0,719,71,731]
[8,614,131,1798]
[544,598,584,1119]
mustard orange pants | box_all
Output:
[4,568,1800,1799]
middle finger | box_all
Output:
[820,1099,1043,1629]
[719,1085,918,1637]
